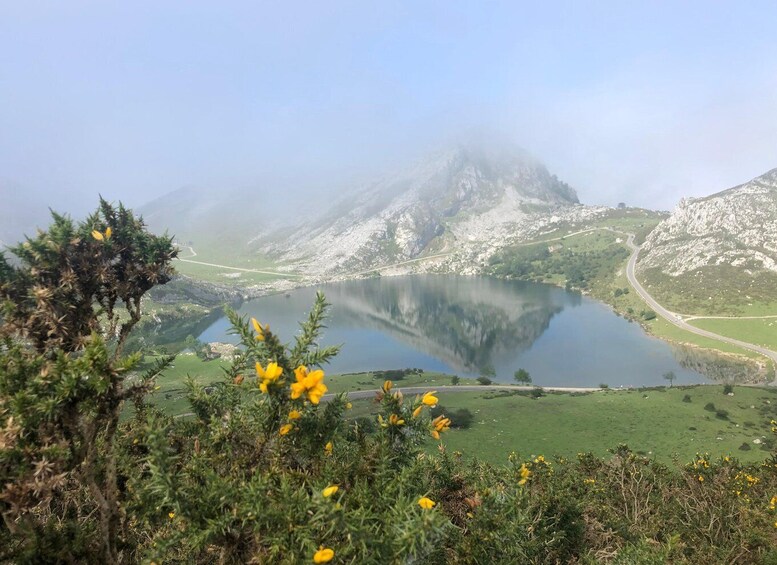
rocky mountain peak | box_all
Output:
[639,167,777,277]
[263,144,582,274]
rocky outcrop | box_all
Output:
[263,144,589,275]
[639,168,777,276]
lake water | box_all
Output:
[198,275,708,387]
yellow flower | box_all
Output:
[389,413,405,426]
[324,441,333,455]
[91,229,104,241]
[104,226,112,239]
[168,512,175,519]
[322,485,339,498]
[412,405,423,418]
[345,402,352,410]
[698,475,704,482]
[518,463,532,486]
[256,362,283,394]
[279,424,293,436]
[583,478,595,485]
[288,410,302,420]
[291,365,328,405]
[432,415,451,435]
[418,496,436,509]
[534,455,545,464]
[313,547,334,563]
[431,430,440,440]
[382,380,393,393]
[251,318,268,341]
[422,391,438,407]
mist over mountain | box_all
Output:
[0,182,56,248]
[259,143,593,274]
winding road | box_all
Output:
[175,245,303,278]
[624,234,777,368]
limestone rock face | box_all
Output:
[265,144,596,275]
[639,168,777,276]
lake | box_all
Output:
[198,275,709,387]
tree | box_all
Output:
[513,368,532,385]
[663,371,676,388]
[0,199,177,562]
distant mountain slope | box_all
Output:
[0,182,53,248]
[637,168,777,312]
[262,144,599,274]
[640,168,777,275]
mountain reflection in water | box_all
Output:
[198,275,708,387]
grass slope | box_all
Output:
[689,317,777,351]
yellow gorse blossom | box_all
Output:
[382,380,393,393]
[251,318,268,341]
[291,365,328,405]
[279,424,293,436]
[389,413,405,426]
[92,227,112,241]
[518,463,532,486]
[430,415,451,440]
[345,402,352,409]
[322,485,339,497]
[313,546,335,563]
[422,391,438,408]
[256,361,283,393]
[768,495,777,510]
[324,441,333,455]
[168,512,175,519]
[418,496,436,509]
[288,410,302,420]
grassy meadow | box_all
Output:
[348,384,777,465]
[689,317,777,351]
[144,355,777,466]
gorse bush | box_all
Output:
[0,200,177,563]
[2,201,777,564]
[139,297,452,563]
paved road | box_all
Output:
[624,234,777,369]
[684,314,777,322]
[325,384,603,401]
[171,385,605,418]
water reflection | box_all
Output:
[321,276,570,374]
[198,275,707,387]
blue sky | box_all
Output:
[1,0,776,214]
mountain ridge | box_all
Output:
[260,143,590,274]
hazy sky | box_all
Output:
[2,0,776,218]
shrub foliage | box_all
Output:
[1,203,777,564]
